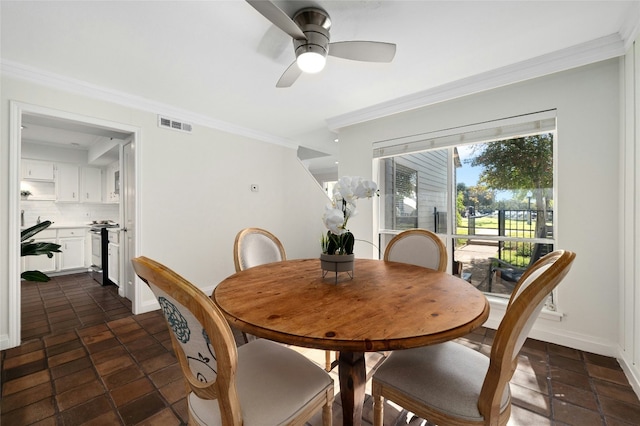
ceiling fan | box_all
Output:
[247,0,396,88]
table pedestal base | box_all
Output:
[338,351,366,426]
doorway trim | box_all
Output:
[8,100,141,349]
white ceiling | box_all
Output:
[2,1,639,174]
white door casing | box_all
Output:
[4,100,141,350]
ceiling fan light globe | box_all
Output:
[297,52,326,73]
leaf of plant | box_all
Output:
[21,242,62,257]
[20,221,53,242]
[21,270,51,282]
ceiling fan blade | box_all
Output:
[276,61,303,88]
[328,41,396,62]
[246,0,307,40]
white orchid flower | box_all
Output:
[354,179,378,198]
[346,206,358,220]
[334,176,358,205]
[322,176,378,253]
[323,206,346,235]
[349,176,363,191]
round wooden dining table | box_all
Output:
[212,258,489,426]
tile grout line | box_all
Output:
[107,313,183,424]
[77,323,125,426]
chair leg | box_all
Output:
[322,389,333,426]
[373,390,384,426]
[325,351,332,371]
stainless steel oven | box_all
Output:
[89,228,104,284]
[90,221,118,285]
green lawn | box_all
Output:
[457,216,537,238]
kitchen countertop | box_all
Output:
[21,223,91,230]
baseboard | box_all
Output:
[200,284,216,299]
[133,284,216,316]
[484,313,640,398]
[0,334,10,351]
[136,298,160,315]
[618,352,640,400]
[527,327,618,357]
[484,313,618,358]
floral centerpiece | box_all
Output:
[321,176,379,255]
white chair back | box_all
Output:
[384,229,447,272]
[234,228,286,272]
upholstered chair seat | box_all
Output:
[190,339,333,425]
[373,342,509,423]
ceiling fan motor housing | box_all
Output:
[293,8,331,59]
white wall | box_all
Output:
[135,121,330,300]
[0,76,329,348]
[338,60,621,359]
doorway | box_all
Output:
[8,101,141,348]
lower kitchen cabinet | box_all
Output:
[108,243,119,285]
[107,229,119,285]
[24,237,57,273]
[59,237,85,270]
[22,227,87,275]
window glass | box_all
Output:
[378,132,555,302]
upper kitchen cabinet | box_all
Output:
[55,163,79,202]
[106,161,119,203]
[21,159,54,181]
[81,167,103,203]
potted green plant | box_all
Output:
[320,176,378,281]
[21,220,62,282]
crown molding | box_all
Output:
[620,2,640,51]
[326,34,627,132]
[1,60,300,150]
[2,29,632,146]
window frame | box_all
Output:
[374,111,559,311]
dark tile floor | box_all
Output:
[2,272,640,425]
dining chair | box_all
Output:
[233,227,286,272]
[372,249,576,426]
[131,256,335,426]
[233,227,337,371]
[383,228,448,272]
[233,227,286,343]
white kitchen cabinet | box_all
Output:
[56,163,79,202]
[81,167,102,203]
[108,243,119,285]
[22,159,55,181]
[107,229,119,285]
[59,237,85,270]
[106,161,120,203]
[22,228,87,275]
[57,228,86,271]
[23,237,57,274]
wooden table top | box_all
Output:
[212,258,489,352]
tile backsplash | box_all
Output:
[20,201,119,227]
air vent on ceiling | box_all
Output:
[158,115,193,133]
